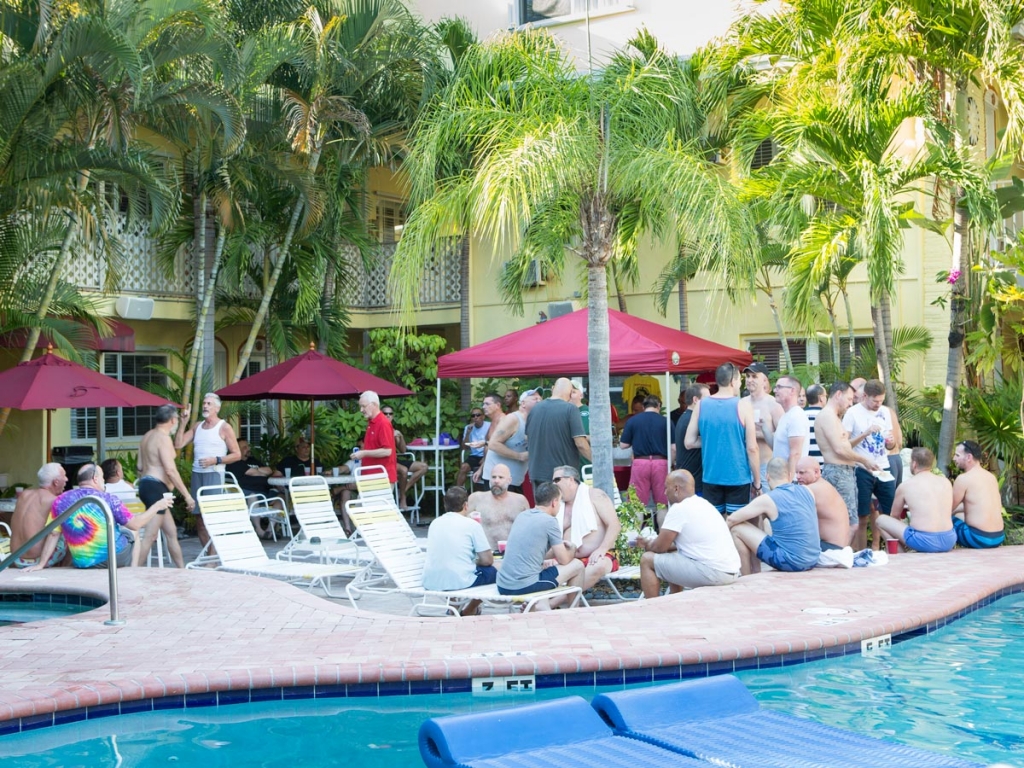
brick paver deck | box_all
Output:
[1,546,1021,727]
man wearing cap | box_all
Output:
[740,362,783,487]
[569,380,590,435]
[526,378,592,493]
[483,389,540,495]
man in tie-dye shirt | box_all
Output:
[27,464,169,570]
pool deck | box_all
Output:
[1,546,1022,729]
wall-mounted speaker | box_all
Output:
[115,296,155,320]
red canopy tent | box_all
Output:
[433,309,752,481]
[438,308,751,378]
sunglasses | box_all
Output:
[382,410,394,416]
[471,412,484,417]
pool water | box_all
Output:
[0,594,103,627]
[3,595,1023,767]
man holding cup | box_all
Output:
[843,379,899,550]
[137,404,193,568]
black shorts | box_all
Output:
[702,482,750,515]
[138,476,170,514]
[398,456,413,469]
[464,454,483,470]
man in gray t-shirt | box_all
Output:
[525,378,591,490]
[497,482,584,599]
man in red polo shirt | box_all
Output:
[353,390,396,483]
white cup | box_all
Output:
[163,492,174,502]
[284,468,291,478]
[332,467,339,477]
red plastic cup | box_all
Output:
[498,540,507,554]
[886,539,899,555]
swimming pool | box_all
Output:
[2,595,1022,766]
[0,592,105,627]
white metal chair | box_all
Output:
[278,475,369,564]
[247,493,293,542]
[186,483,359,596]
[344,496,586,616]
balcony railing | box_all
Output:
[341,240,462,310]
[67,218,462,310]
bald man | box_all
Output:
[525,377,591,491]
[795,457,854,549]
[636,470,740,598]
[467,463,529,551]
[876,448,955,553]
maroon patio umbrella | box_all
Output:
[215,345,412,471]
[0,348,168,460]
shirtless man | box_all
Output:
[875,448,955,553]
[795,457,853,549]
[467,463,528,550]
[137,404,193,568]
[9,463,68,568]
[814,381,877,544]
[951,440,1005,548]
[741,362,784,486]
[551,465,620,590]
[174,393,240,548]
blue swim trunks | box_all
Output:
[952,518,1004,549]
[903,527,956,553]
[756,537,817,573]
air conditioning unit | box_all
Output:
[548,301,574,319]
[115,296,154,320]
[525,259,546,287]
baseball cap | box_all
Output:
[570,380,586,394]
[743,362,769,376]
[519,388,541,404]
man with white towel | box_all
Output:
[551,465,620,590]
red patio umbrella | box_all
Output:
[215,345,412,471]
[0,348,168,460]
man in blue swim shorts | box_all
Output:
[875,448,955,553]
[727,458,820,575]
[951,441,1005,549]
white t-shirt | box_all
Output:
[422,512,491,591]
[773,405,810,462]
[661,496,741,574]
[842,403,892,467]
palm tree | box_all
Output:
[231,0,436,382]
[390,29,755,497]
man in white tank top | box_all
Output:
[174,392,241,548]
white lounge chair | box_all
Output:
[277,475,370,565]
[581,465,623,508]
[344,496,587,616]
[186,484,359,596]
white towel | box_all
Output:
[557,485,598,547]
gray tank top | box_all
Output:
[483,412,528,486]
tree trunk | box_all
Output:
[677,278,689,332]
[766,287,793,372]
[0,170,90,438]
[184,223,226,409]
[841,287,856,361]
[937,201,969,472]
[233,146,322,382]
[318,267,335,354]
[871,301,898,414]
[582,196,616,500]
[459,236,472,410]
[826,306,841,368]
[612,264,628,313]
[879,293,899,418]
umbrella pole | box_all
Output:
[434,377,441,493]
[309,399,316,474]
[46,409,52,463]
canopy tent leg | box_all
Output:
[665,371,672,477]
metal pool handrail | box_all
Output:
[0,494,124,625]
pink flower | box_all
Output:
[948,269,961,284]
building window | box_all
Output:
[376,198,406,244]
[750,137,775,170]
[71,353,168,440]
[238,358,266,444]
[747,339,808,373]
[517,0,632,25]
[818,336,874,372]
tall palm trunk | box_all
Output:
[677,278,689,332]
[183,222,226,409]
[826,306,841,368]
[318,267,335,353]
[582,195,615,499]
[937,200,969,472]
[0,169,90,438]
[871,300,898,413]
[879,293,899,418]
[612,262,628,313]
[459,236,472,410]
[841,286,856,360]
[233,146,322,382]
[765,286,793,372]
